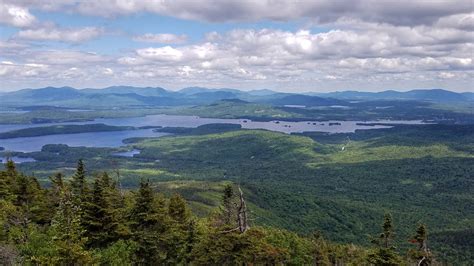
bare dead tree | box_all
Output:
[220,185,250,234]
[237,186,249,233]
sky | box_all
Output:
[0,0,473,92]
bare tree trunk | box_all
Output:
[237,186,249,233]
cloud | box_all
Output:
[133,33,188,44]
[5,0,470,27]
[16,26,104,43]
[27,50,108,65]
[3,0,472,27]
[136,46,184,61]
[0,3,35,27]
[0,0,472,92]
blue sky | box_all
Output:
[0,1,472,92]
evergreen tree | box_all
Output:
[129,179,169,264]
[50,187,91,264]
[0,160,16,200]
[48,173,64,208]
[0,171,12,200]
[221,184,235,226]
[366,213,402,266]
[70,159,87,203]
[381,213,394,249]
[168,193,190,224]
[5,159,17,177]
[167,194,193,264]
[82,173,119,248]
[408,224,433,265]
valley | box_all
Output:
[1,86,473,263]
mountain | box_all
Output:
[1,86,242,108]
[1,86,83,105]
[246,89,278,96]
[1,86,470,108]
[179,87,243,96]
[82,86,172,97]
[314,89,471,102]
[262,94,348,106]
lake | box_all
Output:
[0,114,428,153]
[0,156,36,164]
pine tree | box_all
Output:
[0,160,16,200]
[221,184,235,226]
[50,173,64,191]
[408,224,433,265]
[367,213,402,266]
[129,179,170,263]
[381,213,394,249]
[50,187,91,264]
[82,172,119,248]
[48,173,64,208]
[169,193,190,224]
[167,194,192,264]
[70,159,87,203]
[5,159,17,177]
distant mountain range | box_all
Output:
[1,86,472,108]
[312,89,474,102]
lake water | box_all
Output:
[0,129,168,152]
[112,149,141,157]
[0,156,36,164]
[0,114,428,153]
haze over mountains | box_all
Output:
[2,86,473,108]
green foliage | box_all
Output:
[82,172,120,247]
[49,187,92,264]
[1,120,473,264]
[71,159,87,204]
[92,240,138,265]
[367,213,403,266]
[0,123,134,139]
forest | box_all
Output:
[1,160,436,265]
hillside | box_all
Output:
[315,89,473,102]
[0,160,448,264]
[2,87,472,109]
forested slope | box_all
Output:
[0,160,439,265]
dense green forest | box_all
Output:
[1,160,438,265]
[0,124,134,139]
[4,124,473,263]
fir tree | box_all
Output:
[48,173,64,208]
[408,224,433,265]
[50,187,91,264]
[221,184,235,226]
[367,213,402,266]
[82,172,119,248]
[0,160,16,200]
[70,159,87,203]
[129,179,169,264]
[167,194,192,264]
[5,159,17,177]
[381,213,394,249]
[168,193,190,224]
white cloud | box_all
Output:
[0,0,473,92]
[133,33,187,44]
[4,0,472,26]
[0,3,35,27]
[16,26,103,43]
[136,46,184,61]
